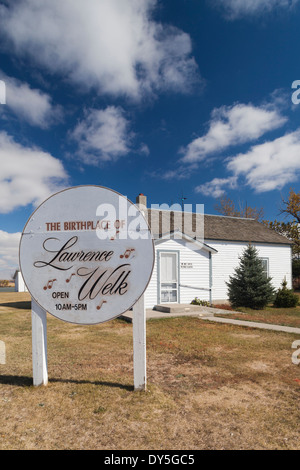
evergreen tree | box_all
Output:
[226,245,275,309]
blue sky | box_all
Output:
[0,0,300,278]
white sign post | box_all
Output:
[19,186,154,390]
[133,295,146,390]
[31,299,48,386]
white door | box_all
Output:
[160,252,178,303]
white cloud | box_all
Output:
[180,103,287,163]
[70,106,134,164]
[0,131,68,213]
[0,0,200,100]
[138,143,150,156]
[149,164,196,181]
[212,0,299,19]
[195,176,238,198]
[227,129,300,192]
[0,230,21,279]
[0,74,63,128]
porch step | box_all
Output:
[153,303,205,314]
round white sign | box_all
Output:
[19,186,154,324]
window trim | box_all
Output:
[157,250,180,304]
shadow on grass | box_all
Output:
[0,374,133,391]
[0,375,33,387]
[0,301,31,310]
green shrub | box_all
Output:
[190,297,210,307]
[273,279,299,308]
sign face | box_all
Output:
[180,262,193,269]
[19,186,154,324]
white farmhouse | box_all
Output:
[134,194,293,309]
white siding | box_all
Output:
[144,236,293,308]
[144,250,158,308]
[207,240,292,301]
[144,238,211,308]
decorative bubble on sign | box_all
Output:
[19,186,154,324]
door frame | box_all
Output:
[157,249,180,304]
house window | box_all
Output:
[259,258,269,278]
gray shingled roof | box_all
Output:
[146,209,293,245]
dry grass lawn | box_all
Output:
[1,292,300,450]
[215,293,300,328]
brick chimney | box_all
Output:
[136,193,147,207]
[136,193,147,215]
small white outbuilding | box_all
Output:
[13,270,28,292]
[134,194,293,309]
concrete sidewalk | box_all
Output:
[121,304,232,322]
[120,306,300,335]
[202,316,300,335]
[121,308,208,321]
